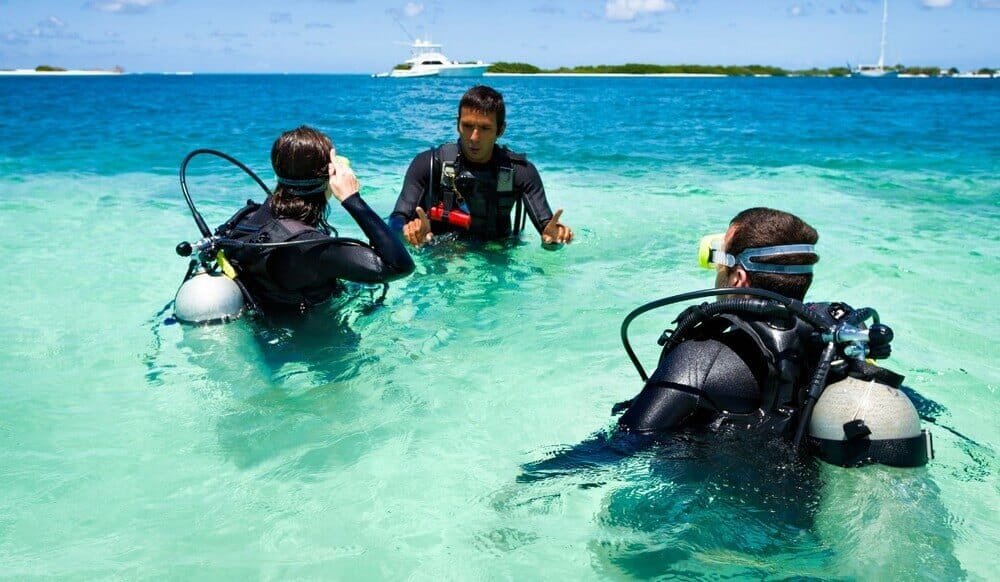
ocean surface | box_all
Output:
[0,74,997,579]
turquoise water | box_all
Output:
[1,75,997,579]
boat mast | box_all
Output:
[878,0,888,70]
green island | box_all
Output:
[487,62,997,77]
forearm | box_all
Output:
[519,163,554,234]
[341,194,414,279]
[390,151,432,231]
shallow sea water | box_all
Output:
[0,75,997,579]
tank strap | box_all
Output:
[810,430,932,467]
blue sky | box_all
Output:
[1,0,996,72]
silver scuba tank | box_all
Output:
[173,270,245,325]
[809,375,933,467]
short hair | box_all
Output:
[457,85,505,130]
[727,207,819,301]
[268,125,331,227]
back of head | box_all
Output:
[728,208,819,300]
[269,126,331,225]
[458,85,506,130]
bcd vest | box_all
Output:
[425,142,528,239]
[216,200,340,310]
[655,306,821,435]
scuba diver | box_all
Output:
[616,207,932,467]
[389,85,574,247]
[172,126,414,323]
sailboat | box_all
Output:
[852,0,898,77]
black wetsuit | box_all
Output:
[225,194,414,311]
[389,144,555,240]
[618,313,813,434]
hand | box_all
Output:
[541,209,573,245]
[328,146,359,203]
[403,207,433,247]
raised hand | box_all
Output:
[541,208,573,245]
[403,206,433,247]
[327,147,359,203]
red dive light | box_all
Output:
[428,204,471,229]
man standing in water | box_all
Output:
[389,85,573,247]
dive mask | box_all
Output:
[698,233,817,275]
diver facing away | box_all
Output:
[174,126,414,320]
[617,208,931,467]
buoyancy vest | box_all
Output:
[653,304,823,435]
[216,200,340,310]
[426,142,528,239]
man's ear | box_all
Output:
[730,267,751,288]
[497,122,506,138]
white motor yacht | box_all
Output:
[382,39,490,78]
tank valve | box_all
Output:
[868,324,893,359]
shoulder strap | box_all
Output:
[215,199,261,237]
[437,142,460,163]
[500,146,528,165]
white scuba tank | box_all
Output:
[173,271,245,325]
[809,375,932,467]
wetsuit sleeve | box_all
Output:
[389,149,434,231]
[517,160,555,235]
[617,338,761,433]
[272,195,414,288]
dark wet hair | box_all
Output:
[268,125,331,228]
[457,85,506,130]
[727,207,819,301]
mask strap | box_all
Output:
[737,244,817,275]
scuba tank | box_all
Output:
[619,288,933,468]
[173,266,245,325]
[171,149,269,325]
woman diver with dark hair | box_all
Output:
[219,126,414,313]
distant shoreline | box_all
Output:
[0,69,122,76]
[484,72,998,79]
[1,70,996,79]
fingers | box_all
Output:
[329,147,338,176]
[403,220,420,246]
[403,216,431,247]
[542,209,572,245]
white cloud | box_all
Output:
[921,0,953,7]
[40,16,66,28]
[86,0,165,14]
[404,2,424,18]
[605,0,677,22]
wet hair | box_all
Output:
[727,207,819,301]
[268,125,331,229]
[457,85,506,130]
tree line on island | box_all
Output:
[486,62,997,77]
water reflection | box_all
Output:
[513,420,968,578]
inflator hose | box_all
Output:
[180,148,272,237]
[621,288,830,382]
